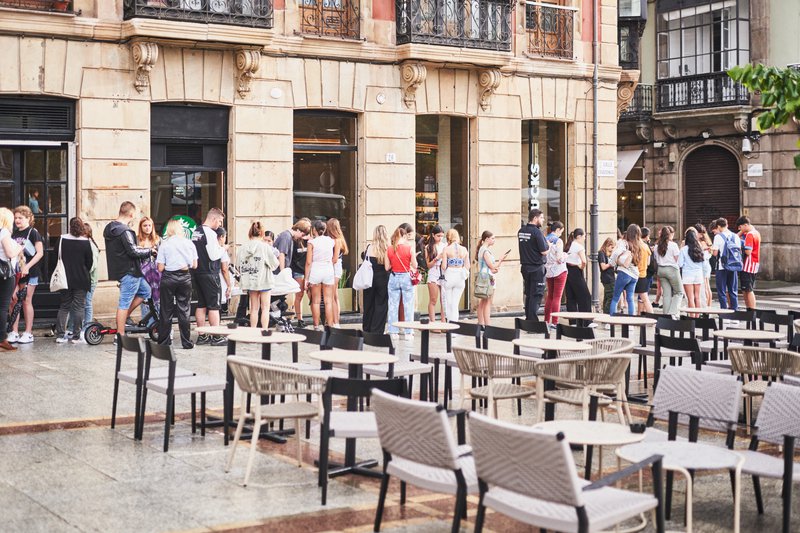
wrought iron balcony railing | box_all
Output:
[525,2,575,60]
[656,72,750,112]
[299,0,360,39]
[123,0,272,28]
[0,0,72,12]
[396,0,513,52]
[620,84,653,121]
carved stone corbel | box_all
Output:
[478,69,502,111]
[131,41,159,94]
[235,49,261,98]
[733,113,750,134]
[401,62,427,108]
[635,122,652,142]
[616,69,640,119]
[663,123,679,140]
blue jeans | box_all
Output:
[610,271,637,316]
[387,272,413,335]
[118,274,151,310]
[715,269,739,310]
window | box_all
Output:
[299,0,360,39]
[520,121,567,228]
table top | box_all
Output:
[196,326,262,336]
[551,312,604,321]
[533,420,645,447]
[593,315,657,327]
[512,338,592,352]
[308,349,398,366]
[227,331,306,344]
[712,329,783,341]
[393,321,460,331]
[616,440,743,471]
[680,307,736,315]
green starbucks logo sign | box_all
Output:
[162,215,197,239]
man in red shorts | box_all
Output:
[736,215,760,311]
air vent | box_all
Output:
[165,145,204,166]
[0,98,75,140]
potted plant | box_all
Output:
[337,270,353,313]
[52,0,70,12]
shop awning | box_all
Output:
[617,149,644,189]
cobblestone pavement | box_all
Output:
[0,315,797,532]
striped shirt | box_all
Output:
[742,227,761,274]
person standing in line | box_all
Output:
[397,222,422,322]
[156,218,198,349]
[305,220,338,330]
[191,207,226,346]
[635,227,654,314]
[694,223,713,307]
[8,206,44,344]
[609,224,642,316]
[362,225,391,334]
[543,222,567,329]
[239,221,279,330]
[386,226,416,340]
[517,209,549,321]
[710,217,742,310]
[475,231,508,327]
[736,216,760,311]
[0,208,22,351]
[442,228,469,324]
[680,228,705,315]
[598,237,616,314]
[83,223,100,325]
[138,216,161,323]
[54,217,93,344]
[654,226,683,317]
[564,228,592,314]
[424,225,447,323]
[326,217,348,327]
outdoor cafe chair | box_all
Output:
[362,332,433,400]
[556,323,595,341]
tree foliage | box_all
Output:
[728,64,800,169]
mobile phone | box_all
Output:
[505,249,512,255]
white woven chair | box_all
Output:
[469,412,665,533]
[452,346,538,418]
[225,357,327,486]
[558,337,636,358]
[371,389,479,533]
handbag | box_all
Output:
[352,244,374,290]
[399,248,422,286]
[49,237,69,292]
[474,271,494,299]
[0,258,12,280]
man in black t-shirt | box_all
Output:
[517,209,549,321]
[8,206,45,344]
[192,208,225,346]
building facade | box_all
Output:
[0,0,625,318]
[618,0,800,281]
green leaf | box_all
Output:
[795,153,800,170]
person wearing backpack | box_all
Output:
[710,217,743,310]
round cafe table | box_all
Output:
[393,321,459,401]
[196,325,262,337]
[594,315,657,400]
[551,311,604,328]
[712,328,783,361]
[679,307,735,331]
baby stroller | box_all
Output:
[235,269,301,331]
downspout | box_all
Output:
[590,0,600,309]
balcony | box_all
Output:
[620,84,653,121]
[525,2,574,60]
[656,73,750,113]
[0,0,72,12]
[299,0,360,39]
[123,0,272,28]
[395,0,513,52]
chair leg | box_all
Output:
[408,376,414,399]
[139,387,149,439]
[451,484,465,533]
[111,378,120,429]
[243,403,262,487]
[400,481,406,505]
[474,498,486,533]
[191,393,197,434]
[225,393,248,473]
[665,471,674,520]
[643,356,648,388]
[163,393,174,453]
[319,423,330,504]
[295,418,303,467]
[374,473,391,532]
[752,475,764,514]
[200,392,206,437]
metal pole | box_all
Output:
[590,0,600,309]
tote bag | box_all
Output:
[352,245,374,291]
[49,237,68,292]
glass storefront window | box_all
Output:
[520,120,567,228]
[618,167,645,233]
[150,171,224,231]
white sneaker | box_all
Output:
[6,332,19,343]
[390,333,400,342]
[55,335,70,344]
[588,323,598,329]
[17,332,34,344]
[70,333,85,344]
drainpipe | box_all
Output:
[590,0,600,309]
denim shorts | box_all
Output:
[118,274,151,310]
[27,276,39,287]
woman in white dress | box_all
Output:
[441,229,469,322]
[305,220,339,329]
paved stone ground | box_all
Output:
[1,315,798,532]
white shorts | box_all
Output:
[308,263,335,286]
[428,266,444,285]
[334,259,343,279]
[682,272,704,285]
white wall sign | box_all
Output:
[528,163,540,210]
[597,160,615,177]
[747,163,763,177]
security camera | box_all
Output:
[742,138,753,154]
[653,141,665,149]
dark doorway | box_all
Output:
[684,145,740,229]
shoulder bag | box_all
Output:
[399,246,421,286]
[474,247,494,299]
[352,244,374,290]
[50,237,69,292]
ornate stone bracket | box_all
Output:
[478,69,502,111]
[616,69,639,119]
[733,113,750,134]
[131,41,159,94]
[635,122,652,142]
[235,49,261,98]
[663,123,679,140]
[401,62,427,109]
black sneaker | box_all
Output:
[296,319,307,328]
[196,334,210,345]
[181,342,195,350]
[210,335,227,347]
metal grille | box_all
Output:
[299,0,360,39]
[165,145,204,166]
[395,0,512,51]
[656,73,750,112]
[619,84,653,121]
[0,99,75,139]
[525,2,574,59]
[0,0,71,11]
[683,145,740,228]
[123,0,272,28]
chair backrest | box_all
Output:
[323,376,405,402]
[556,323,594,341]
[727,309,756,329]
[146,340,177,363]
[469,412,582,507]
[227,356,327,396]
[651,366,741,432]
[328,326,363,338]
[451,321,482,348]
[535,355,631,387]
[579,337,636,356]
[453,346,538,380]
[119,334,145,354]
[362,332,395,355]
[372,389,460,470]
[515,318,550,338]
[655,333,701,354]
[481,325,519,350]
[656,316,695,337]
[753,382,800,445]
[300,327,327,348]
[759,312,792,343]
[728,346,800,380]
[326,333,364,351]
[641,311,668,321]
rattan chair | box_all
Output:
[534,354,632,424]
[558,337,635,358]
[728,346,800,431]
[371,389,479,533]
[469,412,664,533]
[452,346,537,418]
[362,332,433,399]
[225,357,327,485]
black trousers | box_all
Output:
[362,266,390,334]
[565,265,592,312]
[159,271,193,347]
[56,289,87,336]
[0,275,16,342]
[523,266,546,321]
